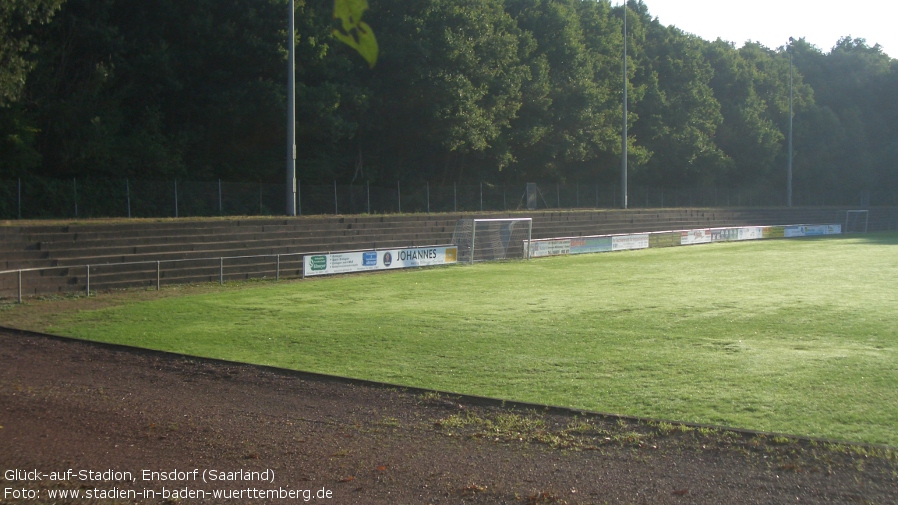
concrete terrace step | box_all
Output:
[32,235,454,268]
[4,217,460,244]
[22,224,457,252]
[32,228,453,259]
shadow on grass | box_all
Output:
[793,231,898,246]
[832,231,898,245]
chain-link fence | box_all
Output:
[1,176,893,220]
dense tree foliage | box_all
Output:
[2,0,896,204]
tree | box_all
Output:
[501,0,626,183]
[626,2,725,188]
[792,37,896,200]
[701,40,814,190]
[358,0,531,182]
[0,0,65,178]
[0,0,65,106]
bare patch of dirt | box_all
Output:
[1,328,896,504]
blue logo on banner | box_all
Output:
[362,251,378,266]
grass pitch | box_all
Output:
[17,233,898,445]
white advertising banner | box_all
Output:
[737,226,764,241]
[527,239,572,258]
[612,234,649,251]
[680,229,712,245]
[784,224,841,237]
[711,228,741,242]
[304,246,458,277]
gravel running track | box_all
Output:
[1,328,897,504]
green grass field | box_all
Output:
[37,233,898,446]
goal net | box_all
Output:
[452,218,533,264]
[844,210,869,233]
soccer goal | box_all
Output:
[452,218,533,264]
[844,210,869,233]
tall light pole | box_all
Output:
[286,0,297,216]
[621,2,628,210]
[787,37,794,208]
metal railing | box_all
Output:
[1,252,306,303]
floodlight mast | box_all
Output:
[787,36,794,208]
[621,3,628,210]
[286,0,297,216]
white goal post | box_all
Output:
[844,210,869,233]
[452,218,533,264]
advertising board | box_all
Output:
[711,228,741,242]
[762,226,785,239]
[784,224,841,237]
[517,222,840,263]
[680,229,712,245]
[570,236,613,254]
[526,236,614,257]
[737,227,764,241]
[304,246,458,277]
[612,234,649,251]
[527,239,571,258]
[649,232,681,248]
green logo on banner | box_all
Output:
[309,255,327,271]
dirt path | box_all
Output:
[1,328,896,504]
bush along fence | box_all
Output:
[1,175,892,220]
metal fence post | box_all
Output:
[85,265,90,297]
[174,179,179,218]
[156,261,161,290]
[220,257,224,285]
[276,254,280,281]
[18,270,22,303]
